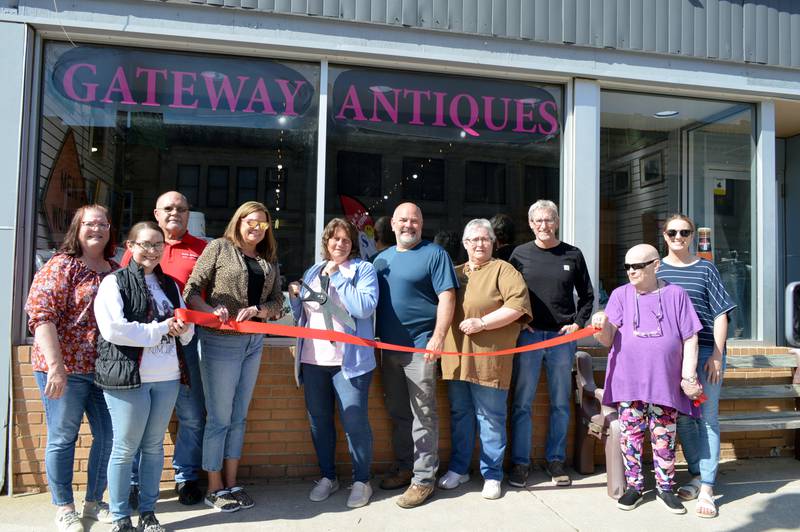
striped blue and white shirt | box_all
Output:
[657,258,736,349]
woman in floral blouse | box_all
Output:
[25,205,119,532]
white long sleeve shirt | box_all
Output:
[95,273,194,383]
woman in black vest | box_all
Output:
[94,221,194,532]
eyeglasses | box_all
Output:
[665,229,692,238]
[464,237,492,245]
[633,288,664,338]
[532,218,555,226]
[81,222,110,230]
[158,206,189,214]
[244,220,270,231]
[624,258,657,272]
[134,241,165,252]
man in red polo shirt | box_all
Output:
[121,191,207,506]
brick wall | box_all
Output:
[10,344,796,493]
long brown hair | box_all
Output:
[321,218,360,260]
[223,201,277,263]
[58,204,116,259]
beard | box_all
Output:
[397,232,421,247]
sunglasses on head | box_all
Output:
[624,258,657,271]
[665,229,692,238]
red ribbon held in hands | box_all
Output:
[175,308,598,357]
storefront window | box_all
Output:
[36,42,319,289]
[325,66,562,261]
[600,91,755,339]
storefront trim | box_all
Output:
[4,1,800,100]
[757,100,778,343]
[313,59,329,261]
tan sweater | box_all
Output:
[183,238,284,334]
[442,259,532,389]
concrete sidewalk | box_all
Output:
[1,458,798,532]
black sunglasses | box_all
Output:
[624,258,657,271]
[665,229,692,238]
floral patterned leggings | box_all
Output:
[618,401,678,493]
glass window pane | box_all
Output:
[326,65,562,262]
[600,91,755,339]
[402,157,444,201]
[237,166,258,204]
[37,42,319,294]
[177,164,200,207]
[207,166,229,207]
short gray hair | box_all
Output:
[462,218,496,242]
[528,199,559,223]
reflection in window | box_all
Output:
[337,151,382,197]
[326,65,562,248]
[177,164,200,207]
[36,42,319,292]
[402,157,444,201]
[524,165,559,207]
[237,167,258,204]
[599,91,755,338]
[465,161,506,204]
[207,166,230,208]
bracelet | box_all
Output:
[479,318,487,330]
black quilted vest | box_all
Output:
[94,260,184,390]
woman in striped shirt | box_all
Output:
[657,214,736,519]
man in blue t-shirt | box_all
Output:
[373,202,458,509]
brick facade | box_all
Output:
[10,344,796,493]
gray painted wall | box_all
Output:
[144,0,800,70]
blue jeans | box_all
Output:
[35,372,113,506]
[104,380,180,520]
[510,329,576,464]
[301,363,373,483]
[130,336,205,485]
[447,380,508,481]
[677,347,724,487]
[198,329,263,472]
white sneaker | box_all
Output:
[55,510,84,532]
[482,479,502,499]
[82,500,113,523]
[309,477,340,502]
[346,481,373,508]
[437,470,470,490]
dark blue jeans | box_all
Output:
[35,372,113,506]
[301,363,373,483]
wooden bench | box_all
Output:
[573,350,800,497]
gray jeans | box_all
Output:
[381,350,439,486]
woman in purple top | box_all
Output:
[592,244,703,515]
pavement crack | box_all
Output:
[525,489,580,531]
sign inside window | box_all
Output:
[48,44,316,127]
[331,68,560,143]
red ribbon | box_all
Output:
[175,308,598,357]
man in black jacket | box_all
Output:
[507,200,594,488]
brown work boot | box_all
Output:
[396,483,434,509]
[380,469,413,490]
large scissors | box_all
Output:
[299,273,356,341]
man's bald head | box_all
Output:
[624,243,660,291]
[625,244,659,264]
[391,202,423,250]
[154,191,190,240]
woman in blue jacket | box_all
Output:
[289,218,379,509]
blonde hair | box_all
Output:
[664,213,696,234]
[223,201,278,263]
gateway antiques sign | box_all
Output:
[331,68,560,143]
[48,44,316,127]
